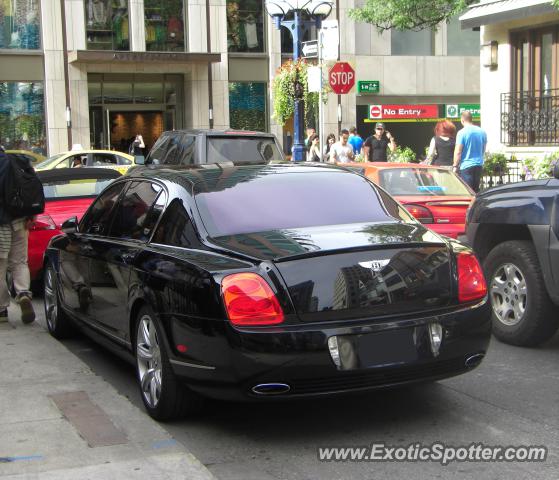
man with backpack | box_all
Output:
[0,146,42,324]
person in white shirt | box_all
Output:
[329,129,355,164]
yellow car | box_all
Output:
[6,149,46,165]
[35,150,136,175]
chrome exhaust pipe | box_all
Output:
[251,383,291,395]
[464,353,485,368]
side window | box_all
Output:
[117,154,132,165]
[80,182,126,235]
[176,134,196,165]
[55,155,75,169]
[109,181,162,241]
[152,198,199,248]
[146,135,171,165]
[92,153,117,165]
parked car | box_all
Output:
[465,164,559,346]
[44,164,490,420]
[35,150,135,174]
[142,129,284,166]
[27,168,122,284]
[341,162,474,239]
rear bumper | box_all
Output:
[168,301,491,401]
[428,223,466,240]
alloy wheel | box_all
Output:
[490,263,527,326]
[44,267,57,331]
[136,315,163,408]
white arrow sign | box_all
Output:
[302,40,318,58]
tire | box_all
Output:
[483,240,558,346]
[134,306,203,421]
[43,263,74,339]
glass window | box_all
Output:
[391,29,433,56]
[378,168,471,196]
[227,0,264,53]
[281,24,316,54]
[85,0,129,51]
[0,82,46,155]
[446,17,479,56]
[134,82,163,104]
[145,0,185,52]
[206,136,283,163]
[92,153,118,165]
[541,32,553,95]
[195,171,394,237]
[0,0,40,49]
[229,82,267,131]
[110,181,163,240]
[103,81,133,103]
[81,182,126,235]
[153,199,199,247]
[42,177,118,200]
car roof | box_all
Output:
[160,129,277,138]
[56,149,134,159]
[126,163,354,192]
[36,167,122,182]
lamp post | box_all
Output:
[265,0,333,162]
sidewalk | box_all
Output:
[0,303,215,480]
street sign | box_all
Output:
[302,40,318,58]
[369,104,439,120]
[320,20,339,61]
[358,80,380,94]
[307,66,321,93]
[446,103,481,118]
[329,62,355,95]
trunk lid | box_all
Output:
[211,222,453,322]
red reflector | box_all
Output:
[222,273,284,326]
[30,214,56,231]
[176,344,187,353]
[405,204,434,224]
[457,252,487,303]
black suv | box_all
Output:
[142,129,284,165]
[466,164,559,346]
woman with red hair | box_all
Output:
[426,120,456,166]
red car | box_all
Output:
[28,168,121,283]
[342,162,474,239]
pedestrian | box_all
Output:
[453,111,487,192]
[307,134,321,162]
[304,127,316,150]
[426,120,456,167]
[129,134,145,163]
[363,123,396,162]
[329,129,355,163]
[0,147,36,324]
[324,133,336,161]
[348,126,363,156]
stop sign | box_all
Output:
[329,62,355,94]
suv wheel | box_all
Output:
[135,306,202,421]
[484,240,558,346]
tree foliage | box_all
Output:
[349,0,477,31]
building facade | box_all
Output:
[461,0,559,160]
[0,0,480,158]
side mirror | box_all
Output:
[134,156,145,165]
[61,216,79,234]
[554,162,559,180]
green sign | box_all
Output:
[445,103,481,119]
[358,80,380,94]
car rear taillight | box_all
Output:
[405,204,434,224]
[457,252,487,303]
[30,214,56,231]
[222,273,284,326]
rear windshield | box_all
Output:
[206,137,283,163]
[378,168,471,196]
[195,171,401,237]
[42,178,116,200]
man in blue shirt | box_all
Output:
[453,111,487,192]
[348,127,363,157]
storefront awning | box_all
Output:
[68,50,221,64]
[460,0,557,29]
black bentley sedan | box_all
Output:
[43,164,491,420]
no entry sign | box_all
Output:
[329,62,355,94]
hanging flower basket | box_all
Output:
[271,58,326,127]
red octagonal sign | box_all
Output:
[329,62,355,95]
